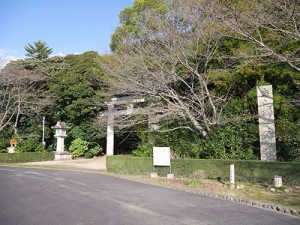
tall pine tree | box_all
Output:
[24,40,53,59]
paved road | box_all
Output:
[0,166,299,225]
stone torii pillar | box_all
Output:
[104,97,145,156]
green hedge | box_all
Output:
[107,155,300,186]
[0,152,55,163]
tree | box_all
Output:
[48,51,106,123]
[47,52,108,150]
[24,40,53,59]
[186,0,300,72]
[110,0,169,52]
[0,62,49,133]
[102,0,231,137]
[102,0,300,160]
[0,57,8,70]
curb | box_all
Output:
[197,191,300,218]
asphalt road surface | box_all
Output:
[0,166,299,225]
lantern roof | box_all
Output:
[51,121,70,130]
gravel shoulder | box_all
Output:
[20,156,106,171]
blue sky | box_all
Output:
[0,0,134,61]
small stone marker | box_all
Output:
[274,176,282,187]
[230,164,235,189]
[230,164,235,183]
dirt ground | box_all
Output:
[23,156,106,171]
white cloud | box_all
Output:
[50,52,66,57]
[49,52,82,58]
[0,48,22,68]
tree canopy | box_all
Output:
[24,40,53,59]
[0,0,298,161]
[103,0,300,160]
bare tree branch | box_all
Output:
[0,62,50,132]
[100,2,230,137]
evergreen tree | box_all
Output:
[24,40,53,59]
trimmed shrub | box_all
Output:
[69,138,102,159]
[15,138,45,152]
[69,138,89,158]
[0,152,54,163]
[107,155,300,186]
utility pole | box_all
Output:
[42,116,46,146]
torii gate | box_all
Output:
[103,97,145,156]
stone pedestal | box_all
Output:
[167,173,174,179]
[7,147,15,153]
[150,172,158,178]
[55,152,72,160]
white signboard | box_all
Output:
[153,147,170,166]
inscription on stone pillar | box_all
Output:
[257,85,277,161]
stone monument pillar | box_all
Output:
[51,121,72,160]
[257,85,277,161]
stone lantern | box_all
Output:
[51,121,71,160]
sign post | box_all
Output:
[152,147,174,179]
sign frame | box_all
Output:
[153,147,171,166]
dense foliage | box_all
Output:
[108,0,300,161]
[69,138,102,159]
[0,51,107,158]
[0,0,299,161]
